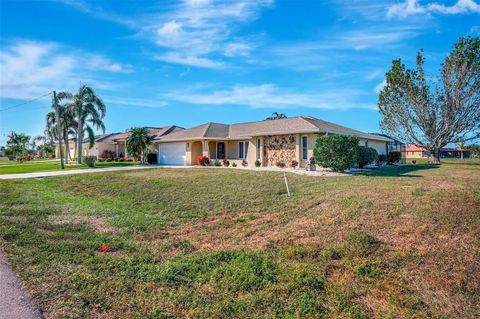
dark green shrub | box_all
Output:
[214,160,221,166]
[388,151,401,164]
[255,159,261,167]
[146,153,157,164]
[377,154,388,165]
[357,146,378,168]
[232,162,237,167]
[83,156,96,167]
[313,135,359,171]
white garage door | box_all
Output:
[158,142,186,165]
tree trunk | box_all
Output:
[77,113,83,164]
[429,149,441,164]
[63,133,70,164]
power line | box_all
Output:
[0,92,52,112]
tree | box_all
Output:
[378,36,480,164]
[265,112,287,120]
[6,132,30,158]
[126,127,155,163]
[46,93,75,163]
[71,85,106,164]
[465,143,480,158]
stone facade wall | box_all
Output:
[263,135,297,166]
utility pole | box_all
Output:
[53,91,65,169]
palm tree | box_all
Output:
[266,112,287,120]
[126,127,155,163]
[6,132,30,158]
[71,85,106,164]
[46,94,76,163]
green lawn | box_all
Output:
[0,163,479,318]
[0,161,140,174]
[406,157,480,165]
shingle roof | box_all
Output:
[87,126,183,144]
[157,116,393,142]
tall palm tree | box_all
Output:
[71,85,106,164]
[126,127,155,163]
[46,95,75,163]
[46,92,76,163]
[266,112,287,120]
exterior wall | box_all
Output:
[359,139,388,155]
[263,135,297,167]
[405,150,428,158]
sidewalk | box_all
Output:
[0,249,43,319]
[0,165,159,179]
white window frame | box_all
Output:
[238,141,248,159]
[301,135,308,160]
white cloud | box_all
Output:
[103,96,168,108]
[145,0,273,67]
[87,55,133,73]
[0,40,131,99]
[387,0,480,19]
[154,53,224,68]
[165,83,376,110]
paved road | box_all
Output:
[0,165,160,179]
[0,249,43,319]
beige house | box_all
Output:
[156,116,392,167]
[56,126,183,159]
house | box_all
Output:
[404,145,469,159]
[370,133,406,163]
[155,116,392,167]
[55,126,184,159]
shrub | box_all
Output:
[276,161,286,168]
[291,160,298,168]
[100,150,115,160]
[357,146,378,168]
[196,156,210,166]
[255,159,261,167]
[412,159,417,164]
[377,154,388,165]
[118,157,125,162]
[232,162,237,167]
[242,160,248,167]
[222,159,230,167]
[146,153,157,164]
[388,151,401,164]
[313,135,359,171]
[83,156,96,168]
[214,160,221,166]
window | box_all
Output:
[256,138,261,159]
[239,141,248,159]
[301,136,308,160]
[365,141,369,147]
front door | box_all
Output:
[217,142,225,159]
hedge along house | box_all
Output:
[155,116,392,167]
[55,126,184,159]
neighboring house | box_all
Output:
[155,116,392,167]
[55,126,184,159]
[404,145,469,159]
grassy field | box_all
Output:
[405,158,480,165]
[0,163,479,318]
[0,161,140,174]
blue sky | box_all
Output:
[0,0,479,145]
